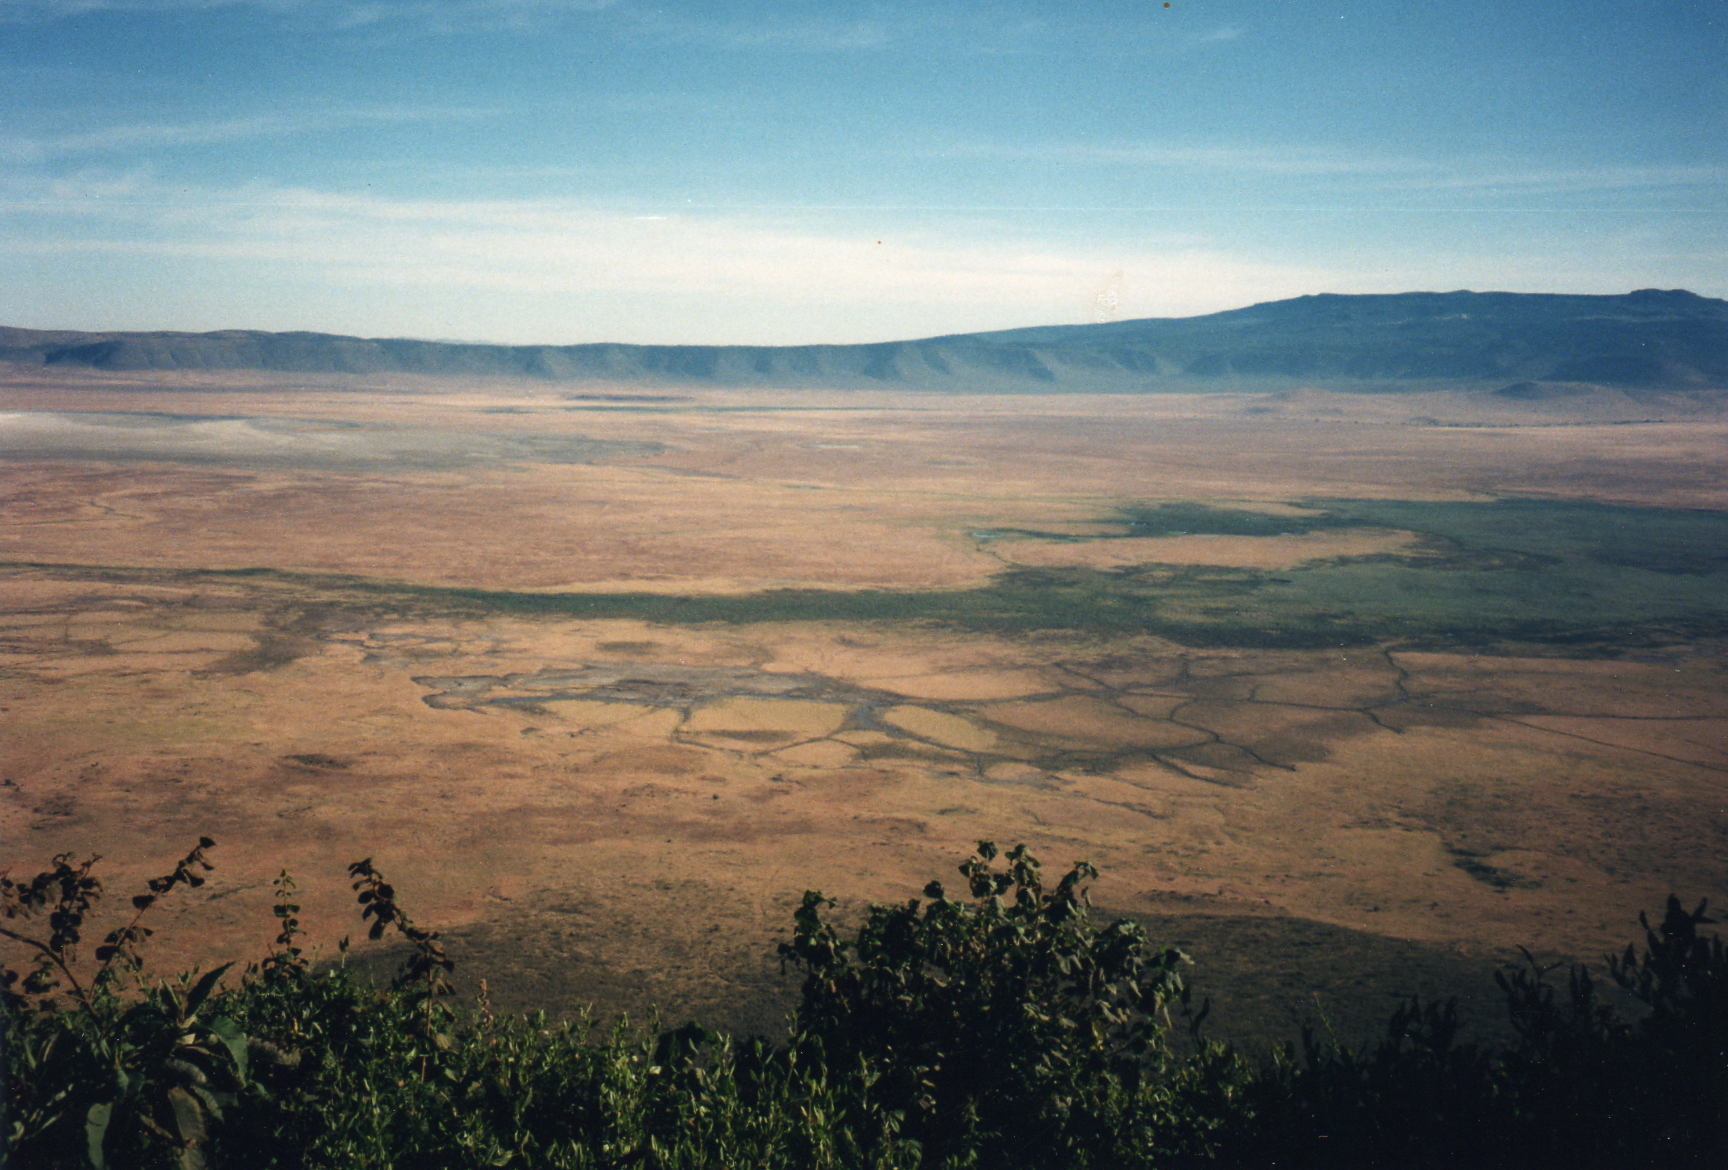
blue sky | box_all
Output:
[2,1,1723,344]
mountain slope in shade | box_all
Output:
[4,289,1726,392]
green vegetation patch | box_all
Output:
[960,497,1728,649]
[973,502,1352,545]
[12,497,1728,653]
[1120,501,1356,539]
[352,495,1728,649]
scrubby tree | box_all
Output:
[779,841,1234,1166]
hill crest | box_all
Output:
[4,289,1725,392]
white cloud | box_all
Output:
[6,171,1719,345]
[1375,163,1728,197]
[620,10,891,52]
[0,1,620,28]
[940,139,1728,202]
[330,0,620,33]
[0,106,496,163]
[0,2,992,53]
[0,176,1351,342]
[1189,25,1244,46]
[949,140,1438,179]
[0,0,294,16]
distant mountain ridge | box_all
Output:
[4,289,1726,392]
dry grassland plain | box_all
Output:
[3,367,1727,1041]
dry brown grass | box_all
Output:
[2,366,1726,1030]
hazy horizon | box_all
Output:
[8,285,1723,352]
[3,1,1724,347]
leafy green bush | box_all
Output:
[0,840,277,1169]
[1218,897,1728,1169]
[779,841,1238,1166]
[2,842,926,1169]
[4,838,1724,1168]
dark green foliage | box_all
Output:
[4,841,1725,1168]
[779,841,1233,1166]
[1119,503,1351,539]
[347,858,455,1000]
[1214,897,1728,1169]
[2,846,926,1170]
[1608,897,1728,1150]
[1224,998,1505,1167]
[1484,897,1728,1167]
[1,839,263,1169]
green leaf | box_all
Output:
[183,962,234,1018]
[85,1102,113,1169]
[188,1082,227,1120]
[206,1016,250,1084]
[168,1085,208,1145]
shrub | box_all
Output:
[1221,897,1728,1169]
[778,840,1239,1167]
[4,838,1723,1168]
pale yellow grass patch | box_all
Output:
[1043,769,1173,818]
[832,730,900,749]
[996,522,1134,538]
[556,701,691,739]
[880,706,1000,753]
[1247,666,1403,708]
[539,700,661,731]
[111,632,259,654]
[2,613,94,627]
[682,698,849,750]
[548,576,762,595]
[110,652,239,672]
[181,612,264,633]
[979,696,1212,750]
[865,668,1055,701]
[981,762,1054,788]
[24,655,215,679]
[1,579,210,608]
[62,619,151,642]
[770,741,860,768]
[1510,715,1728,769]
[1116,694,1189,719]
[1397,653,1728,719]
[760,631,1028,685]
